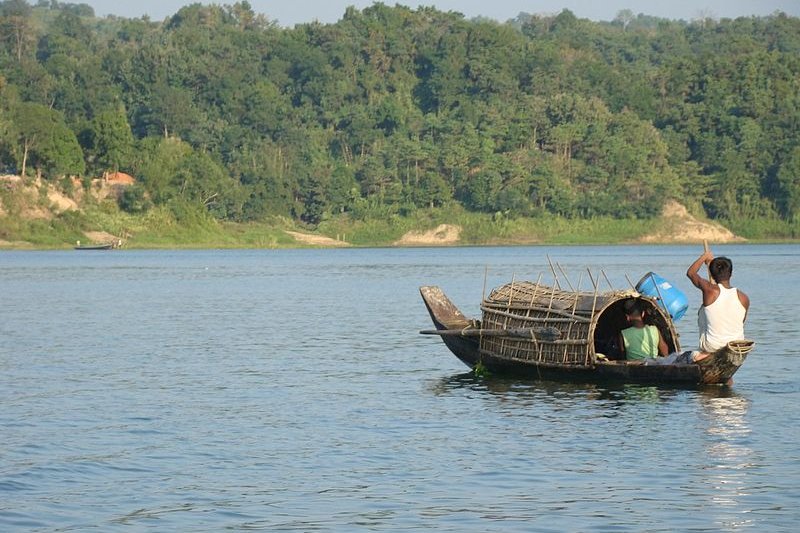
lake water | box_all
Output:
[1,244,798,531]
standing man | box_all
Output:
[686,247,750,358]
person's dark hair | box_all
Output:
[623,298,643,316]
[709,256,733,282]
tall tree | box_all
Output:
[0,0,34,62]
[776,146,800,221]
[10,101,84,177]
[88,108,134,174]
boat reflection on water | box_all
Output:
[429,372,750,421]
[696,390,755,530]
[429,372,737,404]
[427,371,762,528]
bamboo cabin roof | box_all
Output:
[479,279,679,366]
[485,280,639,316]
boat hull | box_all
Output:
[420,286,752,386]
[74,243,114,250]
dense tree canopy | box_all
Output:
[0,1,798,225]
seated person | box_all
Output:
[618,298,668,360]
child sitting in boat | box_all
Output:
[618,298,669,360]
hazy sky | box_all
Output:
[81,1,800,26]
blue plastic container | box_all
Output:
[635,272,689,321]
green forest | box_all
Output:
[1,0,800,244]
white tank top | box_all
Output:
[698,285,746,352]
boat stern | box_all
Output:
[419,286,481,368]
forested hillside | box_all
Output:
[1,1,799,237]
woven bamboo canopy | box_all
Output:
[480,279,681,367]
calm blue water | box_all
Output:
[1,245,798,531]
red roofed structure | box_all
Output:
[105,172,136,185]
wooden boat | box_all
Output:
[420,283,754,386]
[74,239,122,250]
[74,243,114,250]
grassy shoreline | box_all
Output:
[2,206,799,250]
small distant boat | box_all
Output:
[74,239,121,250]
[74,243,114,250]
[420,281,754,386]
